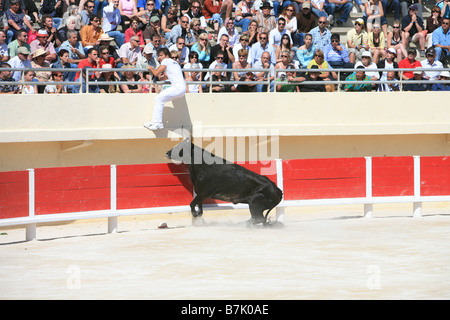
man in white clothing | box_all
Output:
[144,48,187,130]
[268,17,292,48]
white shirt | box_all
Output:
[355,61,379,79]
[168,44,190,64]
[8,56,32,81]
[102,2,121,32]
[217,27,240,47]
[0,43,8,59]
[421,59,443,81]
[118,42,142,63]
[268,28,292,48]
[162,58,185,88]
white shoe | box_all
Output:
[327,14,333,24]
[143,122,164,130]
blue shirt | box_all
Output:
[432,26,450,47]
[323,43,350,64]
[309,26,331,51]
[59,40,85,61]
[249,42,276,65]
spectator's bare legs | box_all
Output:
[221,0,233,20]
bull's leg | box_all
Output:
[248,198,268,227]
[190,195,205,226]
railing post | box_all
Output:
[364,157,373,218]
[413,156,422,218]
[275,159,285,223]
[26,169,36,241]
[108,165,118,233]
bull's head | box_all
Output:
[166,137,194,164]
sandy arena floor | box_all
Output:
[1,203,450,300]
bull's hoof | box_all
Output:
[192,215,206,227]
[264,220,284,229]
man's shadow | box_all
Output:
[152,95,192,138]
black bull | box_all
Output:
[166,138,283,225]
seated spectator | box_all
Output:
[102,0,125,48]
[247,19,260,47]
[401,4,426,57]
[309,16,331,51]
[377,71,400,92]
[183,0,207,29]
[191,33,211,67]
[431,70,450,91]
[382,0,400,21]
[298,64,326,92]
[296,33,315,68]
[421,47,443,81]
[80,14,104,52]
[161,6,179,41]
[29,29,57,63]
[120,64,142,93]
[97,63,120,93]
[234,0,257,33]
[323,33,352,70]
[143,15,163,46]
[7,29,31,58]
[0,63,20,94]
[438,0,450,19]
[233,48,253,89]
[60,30,86,65]
[169,36,190,66]
[398,48,421,79]
[250,31,276,66]
[80,0,96,26]
[125,16,145,48]
[295,2,316,46]
[432,18,450,65]
[202,0,224,37]
[344,66,372,91]
[40,15,59,47]
[233,33,251,62]
[57,15,81,45]
[205,49,227,81]
[61,5,83,33]
[404,69,430,91]
[0,30,9,63]
[136,46,159,75]
[211,33,235,66]
[275,33,293,64]
[426,6,443,48]
[346,18,369,64]
[325,0,353,27]
[368,24,386,63]
[94,34,121,65]
[137,0,161,29]
[21,70,38,94]
[44,71,67,94]
[386,20,407,60]
[74,47,100,81]
[400,0,423,21]
[307,49,331,80]
[97,45,116,68]
[183,51,203,79]
[311,0,329,19]
[8,46,32,81]
[377,47,399,81]
[118,35,143,66]
[275,64,301,92]
[363,0,388,37]
[119,0,139,30]
[52,49,78,93]
[269,17,292,50]
[185,63,203,93]
[31,48,52,93]
[210,64,234,92]
[355,51,379,84]
[5,0,36,42]
[218,18,239,47]
[279,5,298,37]
[253,51,275,92]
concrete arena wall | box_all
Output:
[1,92,450,171]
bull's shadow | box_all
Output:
[166,138,283,227]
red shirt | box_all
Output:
[398,58,421,79]
[74,58,99,80]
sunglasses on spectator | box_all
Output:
[192,5,200,8]
[355,23,362,26]
[260,37,267,40]
[286,9,293,12]
[443,22,450,25]
[393,26,400,28]
[331,39,339,43]
[281,55,289,58]
[318,21,327,24]
[181,20,189,23]
[216,56,224,60]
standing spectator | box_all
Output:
[309,15,331,51]
[254,2,276,34]
[296,33,315,68]
[119,35,143,66]
[8,46,32,81]
[398,47,421,79]
[5,0,36,41]
[296,2,316,46]
[368,23,386,63]
[421,47,443,81]
[0,63,19,94]
[432,18,450,65]
[102,0,125,48]
[344,66,372,91]
[7,29,30,58]
[190,32,211,67]
[386,19,407,60]
[253,51,275,92]
[0,30,9,63]
[60,30,86,64]
[401,4,425,57]
[325,0,353,27]
[80,14,104,51]
[250,31,276,65]
[29,29,57,63]
[431,70,450,91]
[346,18,369,64]
[235,0,257,33]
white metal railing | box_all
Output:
[1,66,450,93]
[1,156,449,241]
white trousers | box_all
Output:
[152,85,186,123]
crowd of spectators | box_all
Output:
[0,0,449,94]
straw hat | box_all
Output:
[32,48,49,59]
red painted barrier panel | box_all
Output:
[0,170,29,219]
[282,158,366,200]
[35,166,111,215]
[372,157,414,197]
[117,163,193,209]
[421,156,450,196]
